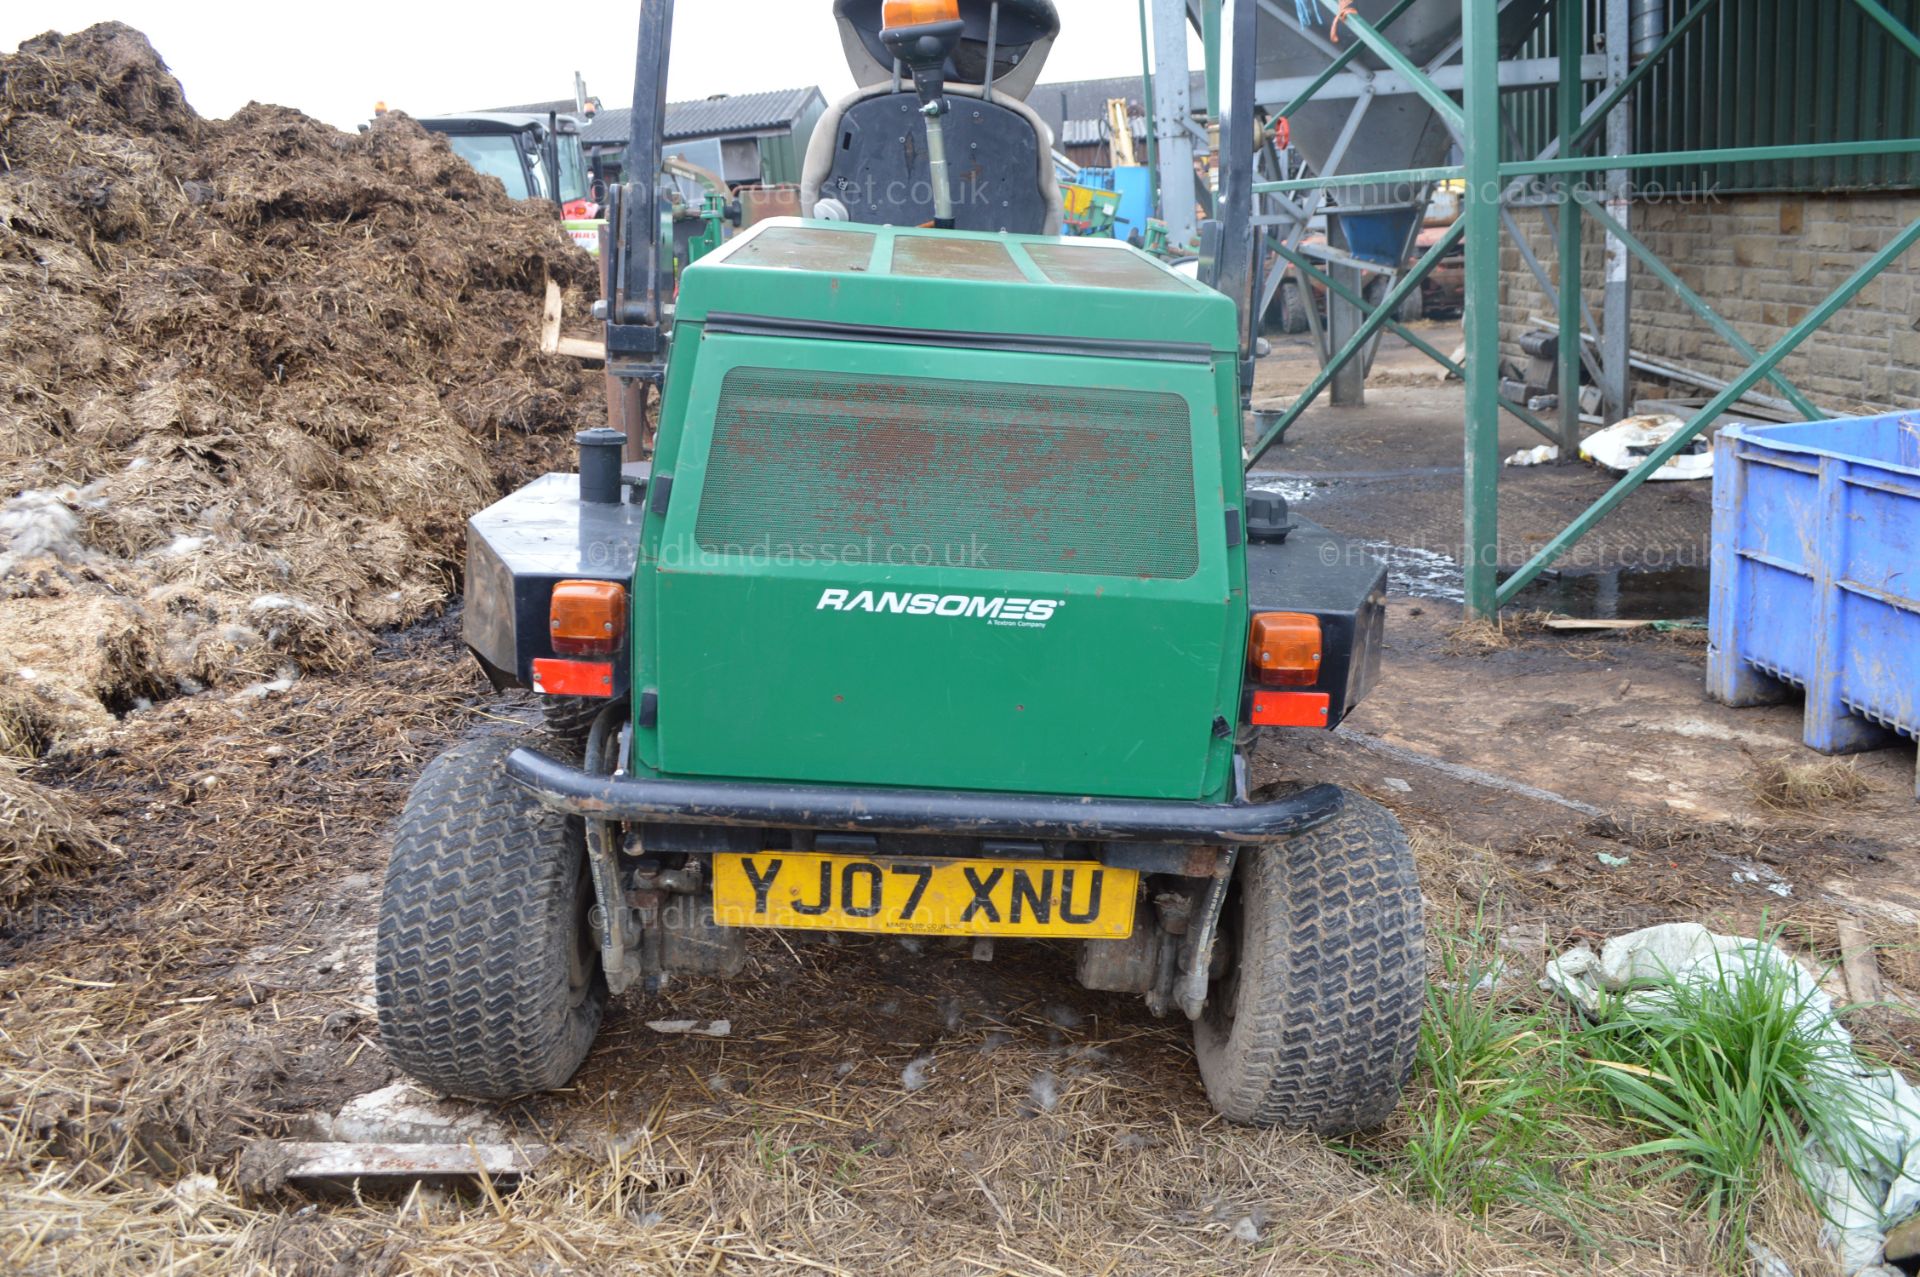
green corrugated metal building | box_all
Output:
[583,87,827,188]
[1506,0,1920,193]
[1499,0,1920,416]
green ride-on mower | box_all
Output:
[375,0,1423,1134]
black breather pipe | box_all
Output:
[576,428,626,505]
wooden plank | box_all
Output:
[277,1141,550,1180]
[1837,919,1885,1006]
[553,335,607,360]
[538,280,606,360]
[1543,618,1654,632]
[540,279,563,356]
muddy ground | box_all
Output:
[1249,320,1718,586]
[6,583,1916,1274]
[2,330,1916,1275]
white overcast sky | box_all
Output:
[2,2,1204,131]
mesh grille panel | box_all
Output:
[695,367,1198,579]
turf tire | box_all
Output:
[1192,792,1424,1134]
[540,696,602,761]
[375,736,606,1099]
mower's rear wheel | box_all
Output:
[375,736,606,1100]
[1192,793,1424,1134]
[540,696,602,761]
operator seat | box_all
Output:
[802,0,1064,236]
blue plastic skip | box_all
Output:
[1708,413,1920,798]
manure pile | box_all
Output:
[0,24,603,895]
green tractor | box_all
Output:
[375,0,1423,1134]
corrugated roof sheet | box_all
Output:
[582,87,823,146]
[482,98,580,115]
[1030,70,1206,143]
[580,110,628,146]
[1507,0,1920,195]
[1060,117,1149,147]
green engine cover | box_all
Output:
[630,220,1247,802]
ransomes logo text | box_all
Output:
[816,589,1064,629]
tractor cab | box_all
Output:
[418,111,595,218]
[803,0,1064,234]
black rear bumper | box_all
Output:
[504,748,1343,845]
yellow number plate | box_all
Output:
[711,852,1137,939]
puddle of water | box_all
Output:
[1358,542,1712,621]
[1354,541,1467,603]
[1245,475,1324,504]
[1246,467,1460,505]
[1505,564,1711,621]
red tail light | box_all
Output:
[532,657,614,698]
[1250,690,1330,727]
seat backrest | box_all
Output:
[801,84,1063,237]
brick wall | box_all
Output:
[1499,193,1920,415]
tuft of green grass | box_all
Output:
[1357,919,1914,1269]
[1580,937,1898,1265]
[1391,931,1603,1234]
